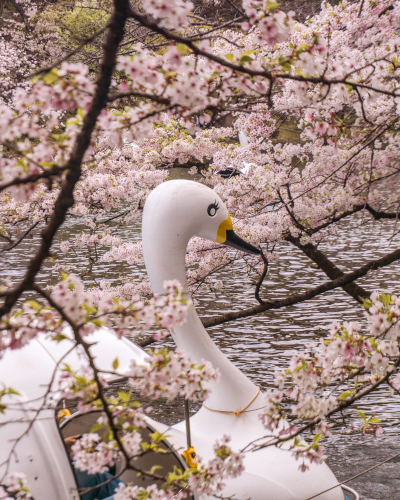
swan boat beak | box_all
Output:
[216,214,261,255]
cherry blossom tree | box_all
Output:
[1,0,400,497]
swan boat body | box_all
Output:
[0,179,357,500]
[141,179,345,500]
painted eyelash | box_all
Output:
[207,201,220,216]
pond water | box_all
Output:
[2,169,400,499]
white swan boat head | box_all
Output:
[142,178,259,296]
[0,179,354,500]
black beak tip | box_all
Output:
[224,230,261,255]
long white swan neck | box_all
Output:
[142,182,257,411]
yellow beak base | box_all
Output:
[215,213,233,243]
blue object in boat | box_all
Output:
[74,469,123,500]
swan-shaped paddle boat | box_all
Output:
[0,179,358,500]
[141,179,351,500]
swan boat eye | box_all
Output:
[207,201,220,217]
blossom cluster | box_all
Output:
[0,473,32,500]
[0,275,190,358]
[71,432,119,474]
[242,0,295,46]
[141,0,193,29]
[189,435,245,495]
[58,364,108,409]
[127,347,220,401]
[257,291,400,466]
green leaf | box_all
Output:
[297,43,310,52]
[112,357,119,370]
[90,319,103,327]
[241,49,256,57]
[278,56,293,72]
[338,391,351,400]
[60,270,68,281]
[368,417,381,423]
[30,74,40,84]
[380,291,391,307]
[90,423,103,433]
[150,465,163,474]
[344,84,353,95]
[102,427,113,443]
[25,300,40,312]
[83,302,97,315]
[160,69,176,78]
[355,410,366,420]
[39,161,55,168]
[150,431,168,443]
[176,43,192,56]
[76,376,88,386]
[239,55,254,65]
[136,487,149,500]
[363,298,373,309]
[117,391,130,402]
[43,68,58,85]
[66,118,79,126]
[266,0,280,11]
[224,53,234,62]
[313,433,321,443]
[53,333,68,343]
[7,387,20,396]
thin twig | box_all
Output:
[27,26,108,79]
[1,221,40,252]
[306,452,400,500]
[255,250,268,305]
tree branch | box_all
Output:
[107,90,170,104]
[0,166,66,193]
[255,250,269,305]
[0,0,131,318]
[365,203,397,220]
[126,6,400,99]
[1,221,40,252]
[202,245,400,328]
[286,235,369,303]
[253,355,400,453]
[10,0,31,31]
